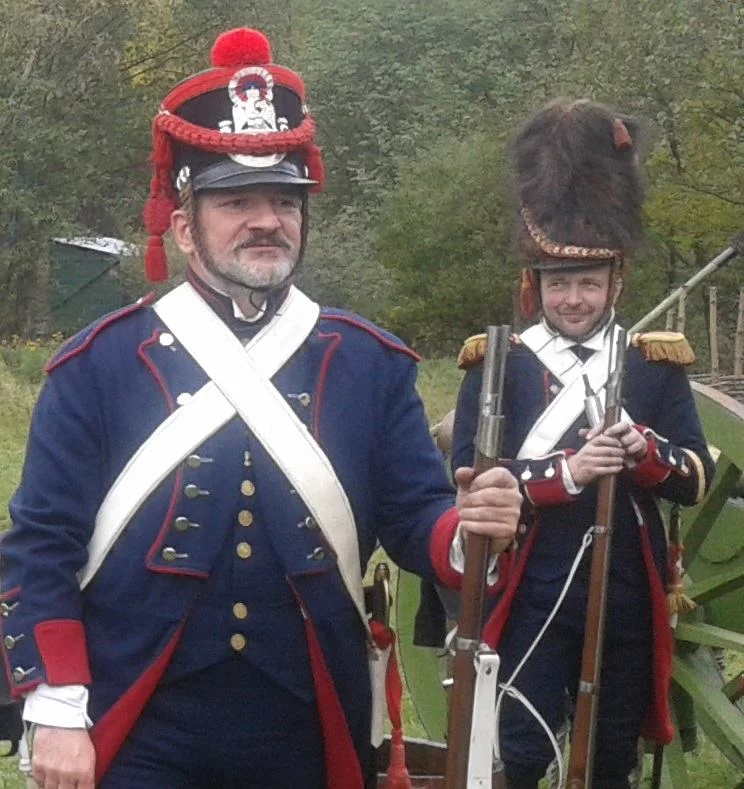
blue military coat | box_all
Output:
[0,282,460,783]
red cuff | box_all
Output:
[628,426,672,488]
[523,452,576,506]
[34,620,92,686]
[429,507,463,588]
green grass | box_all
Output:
[0,352,742,786]
[415,357,464,425]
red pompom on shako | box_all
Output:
[210,28,272,68]
[142,27,324,282]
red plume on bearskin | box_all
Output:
[210,28,272,68]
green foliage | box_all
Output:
[0,0,741,368]
[376,132,515,353]
[0,337,59,386]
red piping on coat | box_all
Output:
[312,332,342,438]
[45,296,155,373]
[321,314,420,362]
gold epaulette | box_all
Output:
[457,334,487,369]
[631,331,695,366]
[456,332,520,369]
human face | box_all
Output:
[539,265,612,340]
[175,184,303,294]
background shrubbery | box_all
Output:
[0,0,742,363]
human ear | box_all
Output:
[171,210,196,255]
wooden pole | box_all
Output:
[734,288,744,378]
[675,293,686,334]
[665,307,675,331]
[709,287,719,382]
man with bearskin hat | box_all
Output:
[451,99,715,788]
[0,28,523,789]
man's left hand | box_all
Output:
[454,466,522,554]
[595,421,648,463]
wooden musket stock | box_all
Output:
[567,327,628,789]
[444,325,511,789]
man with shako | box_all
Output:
[451,99,715,789]
[0,28,523,789]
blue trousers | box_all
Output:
[100,658,325,788]
[498,578,653,789]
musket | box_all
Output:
[566,326,627,789]
[444,324,511,789]
[628,232,744,334]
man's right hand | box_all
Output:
[30,726,95,789]
[566,425,625,487]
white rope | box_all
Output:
[498,684,565,787]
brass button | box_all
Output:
[12,666,35,683]
[230,633,247,652]
[238,510,254,527]
[186,454,213,469]
[173,516,199,532]
[233,603,249,620]
[0,602,18,617]
[162,547,188,562]
[289,392,312,407]
[3,634,23,650]
[236,542,253,560]
[184,483,209,499]
[243,451,252,468]
[241,480,256,497]
[307,547,325,562]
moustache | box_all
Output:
[235,233,291,251]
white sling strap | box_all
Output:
[517,322,631,459]
[79,284,320,589]
[153,284,370,637]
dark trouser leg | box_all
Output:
[505,779,539,789]
[587,631,652,787]
[498,590,580,788]
[100,659,326,789]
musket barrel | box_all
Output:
[444,324,510,789]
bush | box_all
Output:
[0,335,62,386]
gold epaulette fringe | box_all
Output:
[666,584,697,616]
[631,331,695,366]
[457,333,487,369]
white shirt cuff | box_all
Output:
[561,458,585,496]
[449,524,500,584]
[23,684,92,729]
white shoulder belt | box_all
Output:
[82,282,368,623]
[517,322,631,459]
